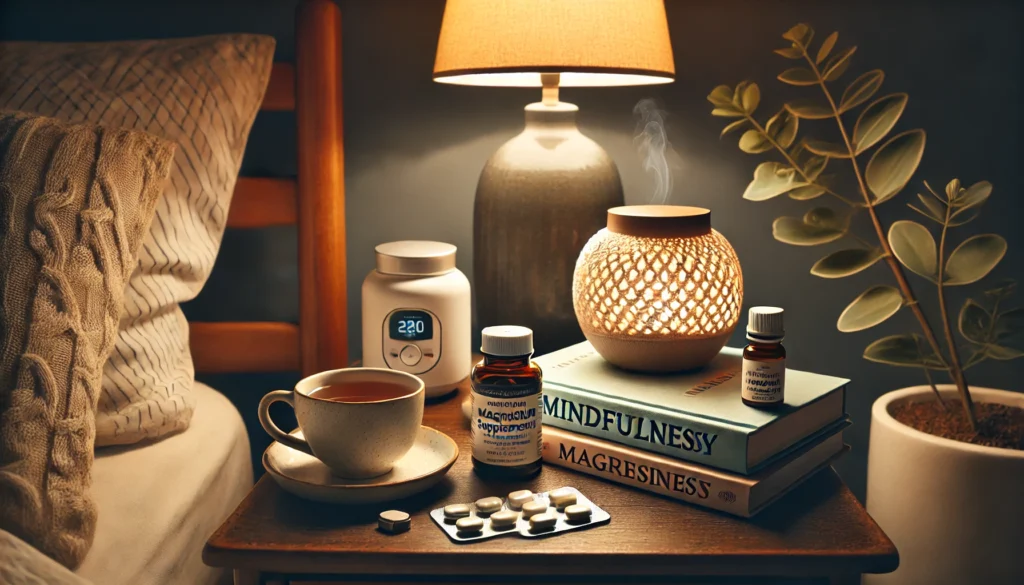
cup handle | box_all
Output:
[258,390,314,456]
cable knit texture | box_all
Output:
[0,111,173,568]
[0,35,275,445]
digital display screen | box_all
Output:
[389,310,433,341]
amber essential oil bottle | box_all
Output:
[470,326,543,479]
[741,307,786,409]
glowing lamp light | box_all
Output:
[573,206,744,372]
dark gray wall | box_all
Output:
[4,0,1022,500]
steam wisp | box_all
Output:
[634,99,673,205]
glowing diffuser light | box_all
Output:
[573,206,744,373]
[433,0,675,353]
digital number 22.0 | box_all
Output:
[397,320,425,334]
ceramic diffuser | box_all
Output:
[572,205,743,372]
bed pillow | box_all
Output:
[0,35,276,445]
[0,111,174,567]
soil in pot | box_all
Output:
[892,399,1024,450]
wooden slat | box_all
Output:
[228,177,297,228]
[262,63,295,111]
[190,322,300,373]
[297,0,349,375]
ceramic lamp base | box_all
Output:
[585,329,735,373]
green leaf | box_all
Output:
[995,307,1024,342]
[945,178,962,201]
[778,67,818,86]
[947,208,980,227]
[853,93,908,154]
[944,234,1007,286]
[773,207,847,246]
[822,47,856,81]
[984,280,1018,302]
[739,130,773,153]
[888,220,937,281]
[774,46,803,59]
[765,110,799,148]
[839,70,884,113]
[865,129,926,204]
[817,32,838,64]
[838,286,904,332]
[789,185,827,200]
[811,248,885,278]
[984,345,1024,360]
[908,193,946,224]
[803,156,828,180]
[785,99,833,120]
[742,83,761,113]
[952,180,992,210]
[720,119,748,137]
[863,334,945,368]
[743,162,808,201]
[959,299,991,344]
[708,85,734,108]
[804,138,851,158]
[732,82,749,108]
[712,107,744,118]
[783,23,814,47]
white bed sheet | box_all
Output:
[77,381,253,585]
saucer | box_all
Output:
[263,426,458,504]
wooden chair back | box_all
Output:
[189,0,347,376]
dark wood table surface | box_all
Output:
[204,371,897,584]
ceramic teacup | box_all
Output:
[258,367,425,479]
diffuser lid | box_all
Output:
[606,205,711,238]
[375,241,457,276]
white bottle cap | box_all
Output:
[481,326,534,356]
[747,307,784,342]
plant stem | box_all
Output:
[921,365,950,412]
[938,205,978,430]
[743,115,858,207]
[798,48,952,379]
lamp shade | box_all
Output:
[433,0,675,87]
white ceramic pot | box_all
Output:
[865,385,1024,585]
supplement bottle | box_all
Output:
[470,326,543,479]
[741,307,786,409]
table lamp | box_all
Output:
[433,0,675,353]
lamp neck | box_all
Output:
[541,72,560,106]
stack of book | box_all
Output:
[535,342,850,517]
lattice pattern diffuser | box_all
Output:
[573,229,743,339]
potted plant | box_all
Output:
[707,23,1024,584]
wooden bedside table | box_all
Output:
[204,373,897,585]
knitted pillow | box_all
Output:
[0,35,275,445]
[0,111,174,567]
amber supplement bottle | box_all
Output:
[741,307,786,408]
[471,326,543,479]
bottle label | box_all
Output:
[470,389,542,467]
[741,359,785,403]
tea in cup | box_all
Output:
[258,367,424,479]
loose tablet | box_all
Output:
[521,500,547,519]
[455,516,484,533]
[548,487,577,509]
[507,489,533,510]
[529,511,558,532]
[563,504,592,523]
[443,504,471,520]
[489,509,519,530]
[378,510,411,534]
[474,496,503,515]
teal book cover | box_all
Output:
[536,341,848,474]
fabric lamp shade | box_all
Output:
[433,0,675,87]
